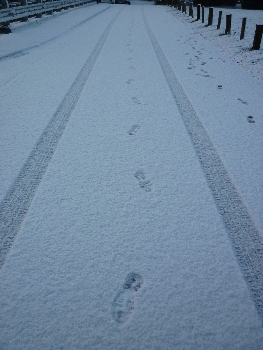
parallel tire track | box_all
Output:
[0,9,122,269]
[143,8,263,325]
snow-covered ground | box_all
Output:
[171,4,263,84]
[0,1,263,349]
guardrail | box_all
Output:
[0,0,95,31]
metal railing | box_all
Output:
[0,0,95,28]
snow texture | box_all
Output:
[0,1,263,349]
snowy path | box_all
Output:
[1,2,263,349]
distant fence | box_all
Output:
[0,0,95,31]
[157,0,263,50]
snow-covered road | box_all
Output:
[1,2,263,348]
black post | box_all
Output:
[202,6,204,24]
[178,0,181,10]
[197,4,201,21]
[225,14,232,35]
[208,7,213,26]
[252,25,263,50]
[217,11,222,30]
[240,18,246,40]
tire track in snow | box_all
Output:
[0,9,122,269]
[143,8,263,325]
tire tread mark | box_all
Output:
[0,9,122,269]
[143,8,263,325]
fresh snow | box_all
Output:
[0,1,263,349]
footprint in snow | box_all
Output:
[188,59,195,70]
[128,125,140,135]
[197,73,211,78]
[134,170,153,192]
[132,97,142,104]
[247,116,255,123]
[126,79,134,85]
[112,273,143,324]
[238,98,248,105]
